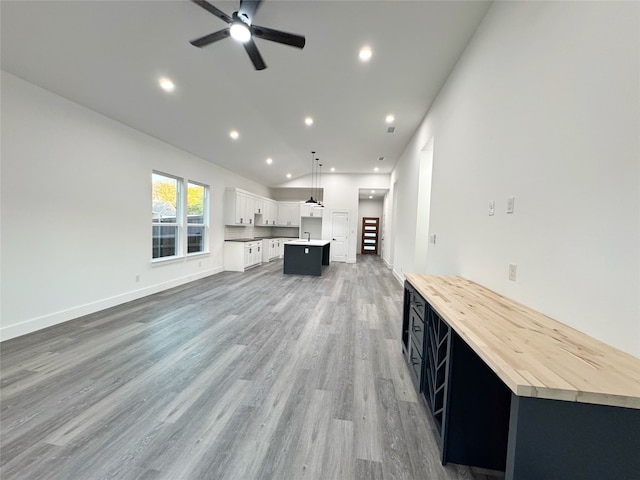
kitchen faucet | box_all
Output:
[303,231,310,242]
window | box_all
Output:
[152,172,180,259]
[187,181,207,254]
[152,172,209,260]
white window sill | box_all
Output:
[151,251,210,266]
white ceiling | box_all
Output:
[1,0,491,187]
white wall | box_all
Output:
[390,1,640,356]
[279,173,390,263]
[0,71,271,340]
[356,199,384,254]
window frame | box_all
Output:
[151,171,209,263]
[152,171,182,261]
[186,180,209,256]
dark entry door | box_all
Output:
[361,217,380,255]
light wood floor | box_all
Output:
[1,255,503,480]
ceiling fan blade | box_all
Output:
[251,24,305,49]
[190,28,230,48]
[238,0,262,24]
[243,38,267,70]
[191,0,232,24]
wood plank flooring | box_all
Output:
[1,255,503,480]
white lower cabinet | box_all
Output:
[269,239,279,260]
[224,241,262,271]
[261,238,282,262]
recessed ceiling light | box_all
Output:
[371,190,375,193]
[359,46,372,62]
[369,195,373,199]
[229,130,239,140]
[286,173,292,178]
[374,167,379,172]
[385,114,395,124]
[266,157,273,164]
[330,167,335,172]
[159,77,175,92]
[304,117,314,126]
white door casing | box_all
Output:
[331,210,349,262]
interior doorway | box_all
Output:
[330,210,349,262]
[361,217,380,254]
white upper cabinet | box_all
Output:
[277,202,300,227]
[224,188,255,225]
[300,203,323,218]
[225,188,302,227]
[259,200,277,226]
[253,197,264,215]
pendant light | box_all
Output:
[305,150,318,204]
[314,158,324,208]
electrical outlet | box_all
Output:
[429,234,437,244]
[489,200,495,216]
[508,264,517,281]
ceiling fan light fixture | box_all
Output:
[230,21,251,43]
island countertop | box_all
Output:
[284,239,331,247]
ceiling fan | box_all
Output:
[189,0,306,70]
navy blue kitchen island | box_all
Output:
[283,240,331,276]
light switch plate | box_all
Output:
[509,264,517,281]
[489,200,495,216]
[506,196,515,214]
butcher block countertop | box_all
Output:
[405,274,640,409]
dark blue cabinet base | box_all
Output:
[283,243,330,276]
[506,395,640,480]
[402,282,640,480]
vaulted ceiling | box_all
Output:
[1,0,491,187]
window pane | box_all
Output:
[152,225,178,258]
[152,173,178,223]
[187,182,205,224]
[187,225,205,253]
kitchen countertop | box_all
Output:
[284,239,331,247]
[405,274,640,409]
[225,236,298,242]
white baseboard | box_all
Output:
[0,266,224,342]
[392,268,405,286]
